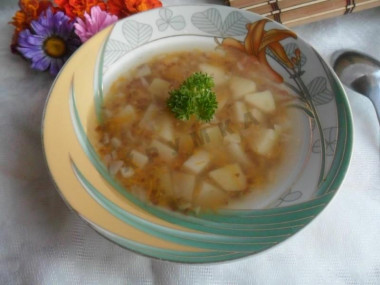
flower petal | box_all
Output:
[31,55,51,71]
[49,58,62,75]
[73,6,117,43]
[259,29,297,52]
[267,41,294,68]
[55,16,73,39]
[244,19,268,55]
[18,46,44,60]
[221,38,245,52]
[42,9,55,29]
[26,35,45,46]
[17,29,32,46]
[31,20,50,37]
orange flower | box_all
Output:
[10,0,53,52]
[107,0,129,17]
[54,0,107,19]
[108,0,162,18]
[126,0,162,14]
[222,20,297,83]
[11,0,52,32]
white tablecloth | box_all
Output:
[1,1,379,284]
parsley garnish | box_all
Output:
[167,72,218,122]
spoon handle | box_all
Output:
[351,73,380,124]
[365,76,380,124]
[369,94,380,124]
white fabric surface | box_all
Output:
[0,1,379,284]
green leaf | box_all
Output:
[167,72,217,122]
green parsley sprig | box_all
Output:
[167,72,218,122]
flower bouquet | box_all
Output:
[9,0,162,75]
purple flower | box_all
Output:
[17,8,81,76]
[74,6,118,43]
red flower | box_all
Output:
[54,0,107,19]
[108,0,162,18]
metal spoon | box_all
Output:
[332,50,380,123]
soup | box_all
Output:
[94,45,298,212]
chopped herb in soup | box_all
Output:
[94,46,297,212]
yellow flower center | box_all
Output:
[44,37,66,58]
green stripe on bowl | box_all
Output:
[91,222,253,263]
[93,29,110,123]
[72,159,308,251]
[314,52,353,196]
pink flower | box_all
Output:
[74,6,118,43]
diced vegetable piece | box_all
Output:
[223,133,241,144]
[195,181,228,207]
[102,133,110,145]
[229,76,257,100]
[136,64,151,77]
[156,167,173,196]
[157,118,175,143]
[130,150,148,168]
[249,129,279,156]
[109,160,124,176]
[232,101,248,124]
[203,125,223,147]
[115,105,136,126]
[183,150,211,174]
[111,137,122,148]
[120,104,135,117]
[120,166,134,178]
[111,150,118,160]
[151,140,176,162]
[139,104,158,129]
[140,77,149,87]
[215,87,229,112]
[172,171,196,201]
[226,143,251,167]
[244,90,276,113]
[149,78,170,99]
[199,64,225,85]
[250,108,265,123]
[208,163,247,192]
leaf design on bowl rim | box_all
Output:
[156,8,186,31]
[312,127,338,156]
[122,20,153,47]
[103,20,153,68]
[191,8,249,37]
[308,76,334,106]
[104,39,131,68]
